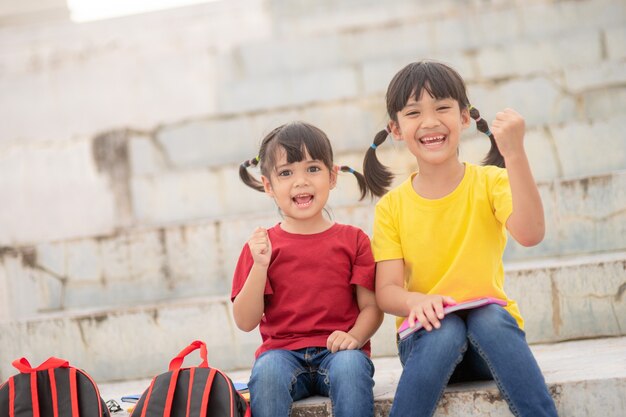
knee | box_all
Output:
[467,305,521,339]
[411,314,468,359]
[327,350,374,382]
[249,351,294,389]
[430,314,467,349]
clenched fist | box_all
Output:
[248,227,272,267]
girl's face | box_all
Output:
[261,147,337,225]
[390,88,471,167]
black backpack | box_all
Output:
[131,340,250,417]
[0,357,110,417]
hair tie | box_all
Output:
[384,125,390,134]
[370,143,378,150]
[484,129,492,137]
[254,155,260,162]
[348,167,355,174]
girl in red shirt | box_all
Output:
[232,121,383,417]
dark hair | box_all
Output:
[363,61,504,197]
[239,121,369,200]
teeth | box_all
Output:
[421,135,445,143]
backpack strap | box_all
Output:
[30,372,40,417]
[162,369,180,417]
[12,357,70,373]
[8,377,15,417]
[48,370,59,417]
[184,368,195,417]
[69,368,80,417]
[198,369,217,417]
[168,341,208,371]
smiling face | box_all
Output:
[391,88,471,168]
[261,146,337,228]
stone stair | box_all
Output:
[97,337,626,417]
[1,0,625,415]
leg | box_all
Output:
[448,342,493,384]
[248,349,313,417]
[317,349,375,417]
[466,304,558,417]
[390,313,468,417]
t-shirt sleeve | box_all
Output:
[231,243,273,302]
[350,230,376,291]
[371,196,404,262]
[491,168,514,226]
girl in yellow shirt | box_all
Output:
[363,61,557,417]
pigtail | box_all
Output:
[363,127,394,198]
[238,156,264,192]
[339,165,368,201]
[469,106,505,168]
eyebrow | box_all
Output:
[275,158,321,170]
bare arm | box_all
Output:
[375,259,455,331]
[491,109,545,246]
[232,228,271,331]
[327,286,383,353]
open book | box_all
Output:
[397,297,507,341]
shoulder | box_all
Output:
[333,223,369,239]
[375,175,413,209]
[469,163,508,181]
[466,163,509,192]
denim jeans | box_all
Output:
[391,304,558,417]
[248,347,375,417]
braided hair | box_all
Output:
[239,121,370,200]
[363,61,505,197]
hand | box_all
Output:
[406,294,456,331]
[327,331,360,353]
[247,227,272,267]
[490,108,526,159]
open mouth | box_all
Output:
[292,193,314,208]
[419,135,446,148]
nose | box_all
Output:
[293,172,309,187]
[421,110,441,128]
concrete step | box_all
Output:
[96,336,626,417]
[2,170,624,318]
[1,251,624,382]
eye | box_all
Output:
[277,170,291,177]
[437,106,451,111]
[406,111,420,117]
[307,165,322,173]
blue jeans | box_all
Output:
[248,347,375,417]
[391,304,558,417]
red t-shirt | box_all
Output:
[231,223,376,358]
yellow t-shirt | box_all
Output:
[372,163,523,330]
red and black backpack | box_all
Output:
[0,357,110,417]
[131,340,250,417]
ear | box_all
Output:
[330,165,338,190]
[461,107,471,129]
[261,175,274,197]
[389,121,404,141]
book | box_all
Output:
[120,394,140,404]
[397,297,507,341]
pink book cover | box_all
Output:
[397,297,508,341]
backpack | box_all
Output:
[131,340,250,417]
[0,357,110,417]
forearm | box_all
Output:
[348,304,384,347]
[377,284,425,317]
[232,264,267,331]
[505,152,545,246]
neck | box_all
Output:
[412,159,465,199]
[280,213,334,234]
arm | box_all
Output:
[232,228,272,332]
[491,109,545,247]
[327,286,383,353]
[375,259,455,331]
